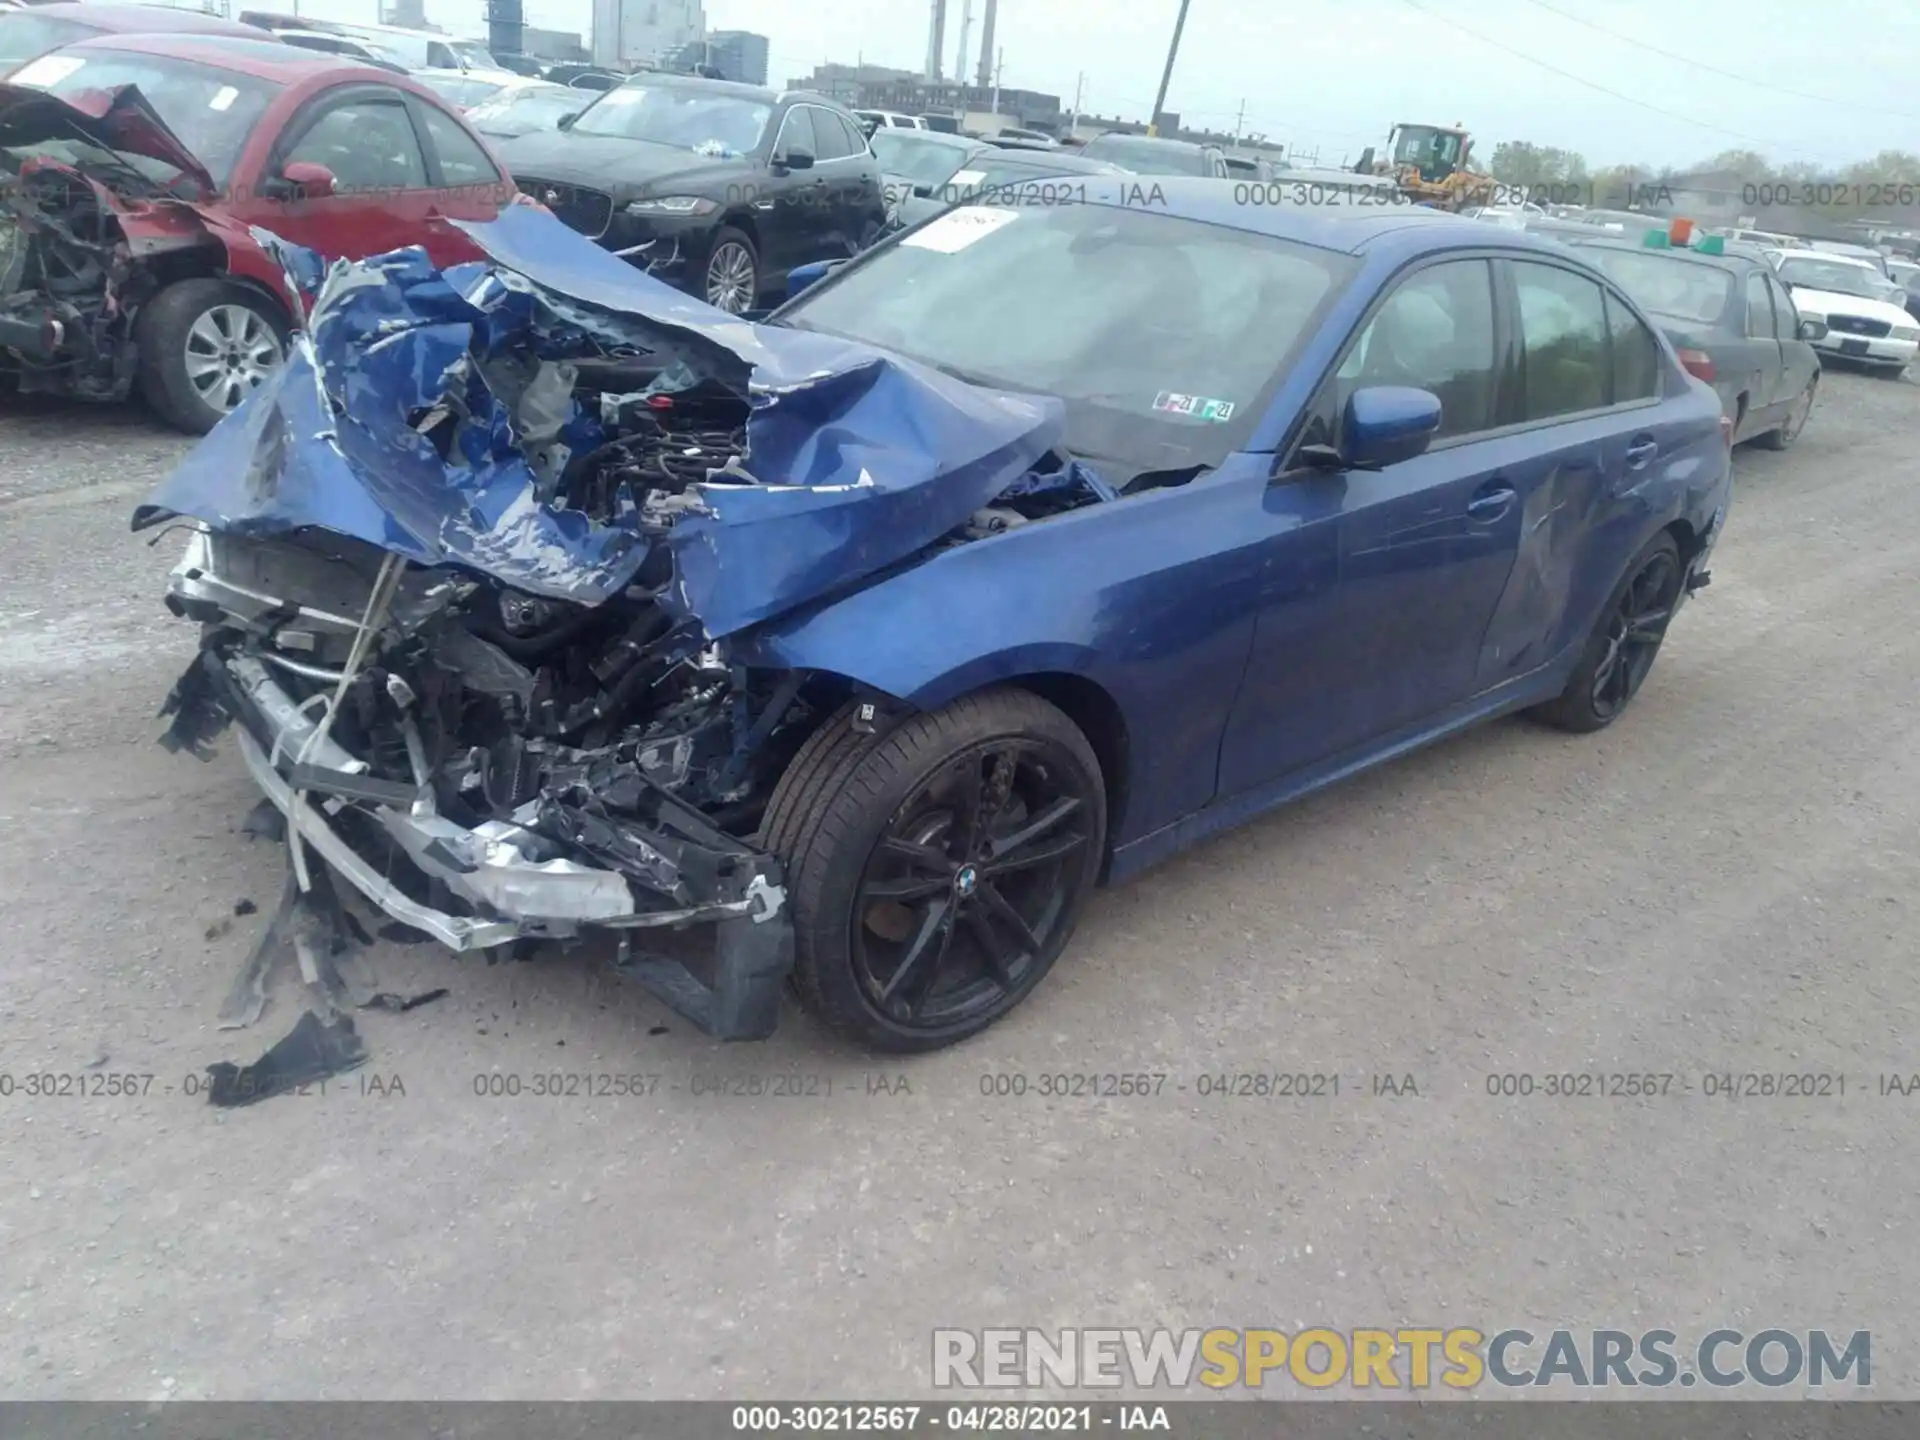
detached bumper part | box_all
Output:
[188,647,794,1040]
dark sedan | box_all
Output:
[1568,238,1824,450]
[867,127,984,217]
[494,74,887,313]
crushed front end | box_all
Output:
[157,523,802,1039]
[136,204,1098,1040]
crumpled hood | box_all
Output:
[131,202,1064,639]
[0,81,215,197]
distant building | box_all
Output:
[785,64,1060,128]
[523,25,589,61]
[709,30,768,85]
[591,0,703,70]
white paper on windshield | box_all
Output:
[11,55,86,89]
[208,85,240,112]
[902,205,1018,253]
[947,169,987,187]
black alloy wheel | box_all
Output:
[762,688,1107,1051]
[852,739,1095,1030]
[1532,533,1685,733]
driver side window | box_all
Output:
[1335,259,1497,440]
[774,106,819,160]
[284,96,428,191]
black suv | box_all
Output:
[495,75,887,313]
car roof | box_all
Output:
[1002,176,1610,257]
[872,128,977,149]
[611,69,778,103]
[1085,132,1209,153]
[21,2,265,35]
[54,30,402,80]
[1780,248,1878,269]
[1558,235,1758,276]
[974,150,1126,176]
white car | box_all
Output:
[1770,251,1920,374]
[854,109,925,133]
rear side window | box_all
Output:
[427,41,458,68]
[420,104,500,187]
[1514,261,1609,421]
[774,106,819,160]
[1765,276,1799,341]
[807,107,855,161]
[1744,273,1774,339]
[1335,259,1498,439]
[1606,292,1661,404]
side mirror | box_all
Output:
[280,160,336,199]
[785,258,847,300]
[557,112,576,130]
[1344,386,1444,469]
[776,148,815,173]
[1799,318,1829,341]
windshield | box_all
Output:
[569,82,769,155]
[448,39,498,68]
[1585,250,1734,326]
[467,84,580,134]
[870,131,974,185]
[1080,134,1212,175]
[8,52,280,189]
[1778,258,1887,301]
[779,200,1354,481]
[0,14,97,69]
[1393,127,1462,167]
[419,72,508,108]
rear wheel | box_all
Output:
[1530,534,1684,734]
[135,279,288,435]
[764,689,1107,1052]
[1758,375,1816,450]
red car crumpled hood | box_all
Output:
[0,80,216,198]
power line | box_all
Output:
[1514,0,1920,121]
[1396,0,1809,156]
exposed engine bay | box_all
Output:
[0,163,152,399]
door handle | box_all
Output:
[1625,435,1658,470]
[1466,482,1516,522]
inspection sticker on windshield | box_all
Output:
[1154,391,1235,422]
[902,206,1019,253]
[208,85,240,112]
[10,55,85,88]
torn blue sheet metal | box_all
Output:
[134,204,1064,632]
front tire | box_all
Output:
[135,279,287,435]
[763,689,1107,1052]
[703,227,759,313]
[1530,533,1684,734]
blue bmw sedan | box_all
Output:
[141,181,1732,1050]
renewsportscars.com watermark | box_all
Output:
[932,1328,1871,1392]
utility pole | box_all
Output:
[956,0,974,100]
[1148,0,1191,136]
[991,47,1002,115]
[1233,98,1245,146]
[1068,70,1084,133]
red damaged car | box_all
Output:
[0,33,518,432]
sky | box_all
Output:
[284,0,1916,171]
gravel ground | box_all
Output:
[1,367,1916,1401]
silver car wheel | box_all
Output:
[706,241,757,313]
[183,304,283,414]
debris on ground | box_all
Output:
[204,1011,368,1107]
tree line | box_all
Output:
[1485,141,1920,215]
